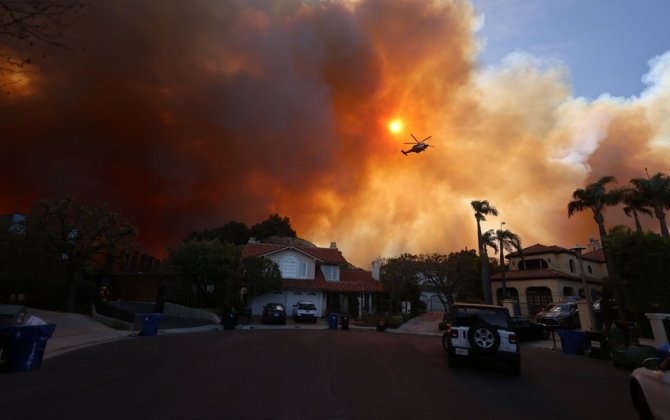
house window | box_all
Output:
[321,265,339,281]
[569,259,575,273]
[587,265,593,274]
[279,255,307,279]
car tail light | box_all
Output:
[449,327,459,339]
[509,334,518,344]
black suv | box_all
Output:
[442,303,520,375]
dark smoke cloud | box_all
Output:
[1,0,669,267]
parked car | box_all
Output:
[630,356,670,420]
[262,303,287,325]
[536,302,580,329]
[442,303,520,375]
[510,316,550,341]
[292,301,318,322]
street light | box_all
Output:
[571,244,594,331]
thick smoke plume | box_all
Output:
[1,0,669,267]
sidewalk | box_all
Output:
[27,309,565,360]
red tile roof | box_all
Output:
[507,244,567,257]
[491,268,602,285]
[282,269,384,293]
[507,243,606,263]
[242,243,348,264]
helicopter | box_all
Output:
[401,134,433,155]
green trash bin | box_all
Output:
[0,324,56,373]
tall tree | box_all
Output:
[241,256,282,301]
[568,176,625,320]
[483,228,522,303]
[24,197,137,311]
[471,200,498,304]
[630,172,670,238]
[186,221,250,245]
[568,176,623,243]
[380,254,421,314]
[168,239,242,310]
[1,0,85,88]
[413,251,482,312]
[250,213,296,239]
[621,187,653,234]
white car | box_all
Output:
[442,303,520,375]
[292,301,318,322]
[630,356,670,420]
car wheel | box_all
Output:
[467,322,501,354]
[630,380,653,420]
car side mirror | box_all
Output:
[643,358,662,371]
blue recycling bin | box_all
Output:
[558,330,586,355]
[141,313,161,336]
[329,313,339,330]
[0,324,56,372]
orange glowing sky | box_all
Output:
[1,0,669,268]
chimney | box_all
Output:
[330,241,337,249]
[371,259,381,281]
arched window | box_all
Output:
[279,255,306,278]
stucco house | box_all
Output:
[491,243,607,317]
[242,240,384,318]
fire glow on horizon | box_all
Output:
[1,0,669,267]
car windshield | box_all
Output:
[267,304,284,311]
[299,303,316,310]
[550,304,570,313]
[456,307,509,329]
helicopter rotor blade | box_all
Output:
[420,136,432,143]
[411,133,419,143]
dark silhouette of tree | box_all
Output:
[186,221,250,245]
[483,228,522,303]
[168,239,242,309]
[630,172,670,237]
[21,196,137,311]
[568,176,622,242]
[471,200,498,304]
[250,213,296,239]
[241,256,281,299]
[1,0,85,86]
[621,187,653,233]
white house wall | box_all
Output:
[266,249,316,279]
[250,290,325,316]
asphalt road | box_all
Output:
[0,329,636,420]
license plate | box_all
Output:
[455,348,469,356]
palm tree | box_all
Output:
[471,200,498,304]
[483,228,522,304]
[567,176,623,243]
[568,176,624,321]
[630,172,670,237]
[621,187,652,233]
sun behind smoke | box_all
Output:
[388,119,403,134]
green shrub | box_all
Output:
[386,315,405,329]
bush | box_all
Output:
[386,315,405,329]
